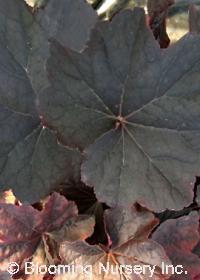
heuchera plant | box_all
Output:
[0,0,200,279]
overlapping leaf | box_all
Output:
[59,182,109,245]
[0,0,98,202]
[152,212,200,280]
[40,7,200,211]
[0,0,97,91]
[54,205,171,280]
[0,192,95,275]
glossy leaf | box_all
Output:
[40,8,200,211]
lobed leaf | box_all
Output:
[40,8,200,211]
[59,183,108,245]
[0,192,79,271]
[0,0,98,201]
[152,212,200,280]
[55,205,171,280]
[0,192,95,280]
[0,0,97,91]
[49,215,95,244]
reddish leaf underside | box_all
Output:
[55,205,171,280]
[0,193,78,272]
[58,183,108,245]
[152,212,200,280]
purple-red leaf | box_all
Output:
[0,192,78,272]
[55,205,171,280]
[59,182,108,245]
[152,212,200,280]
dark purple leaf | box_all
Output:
[0,0,97,201]
[40,8,200,211]
[0,0,97,92]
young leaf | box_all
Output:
[0,192,94,275]
[40,8,200,211]
[55,205,171,280]
[152,212,200,280]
